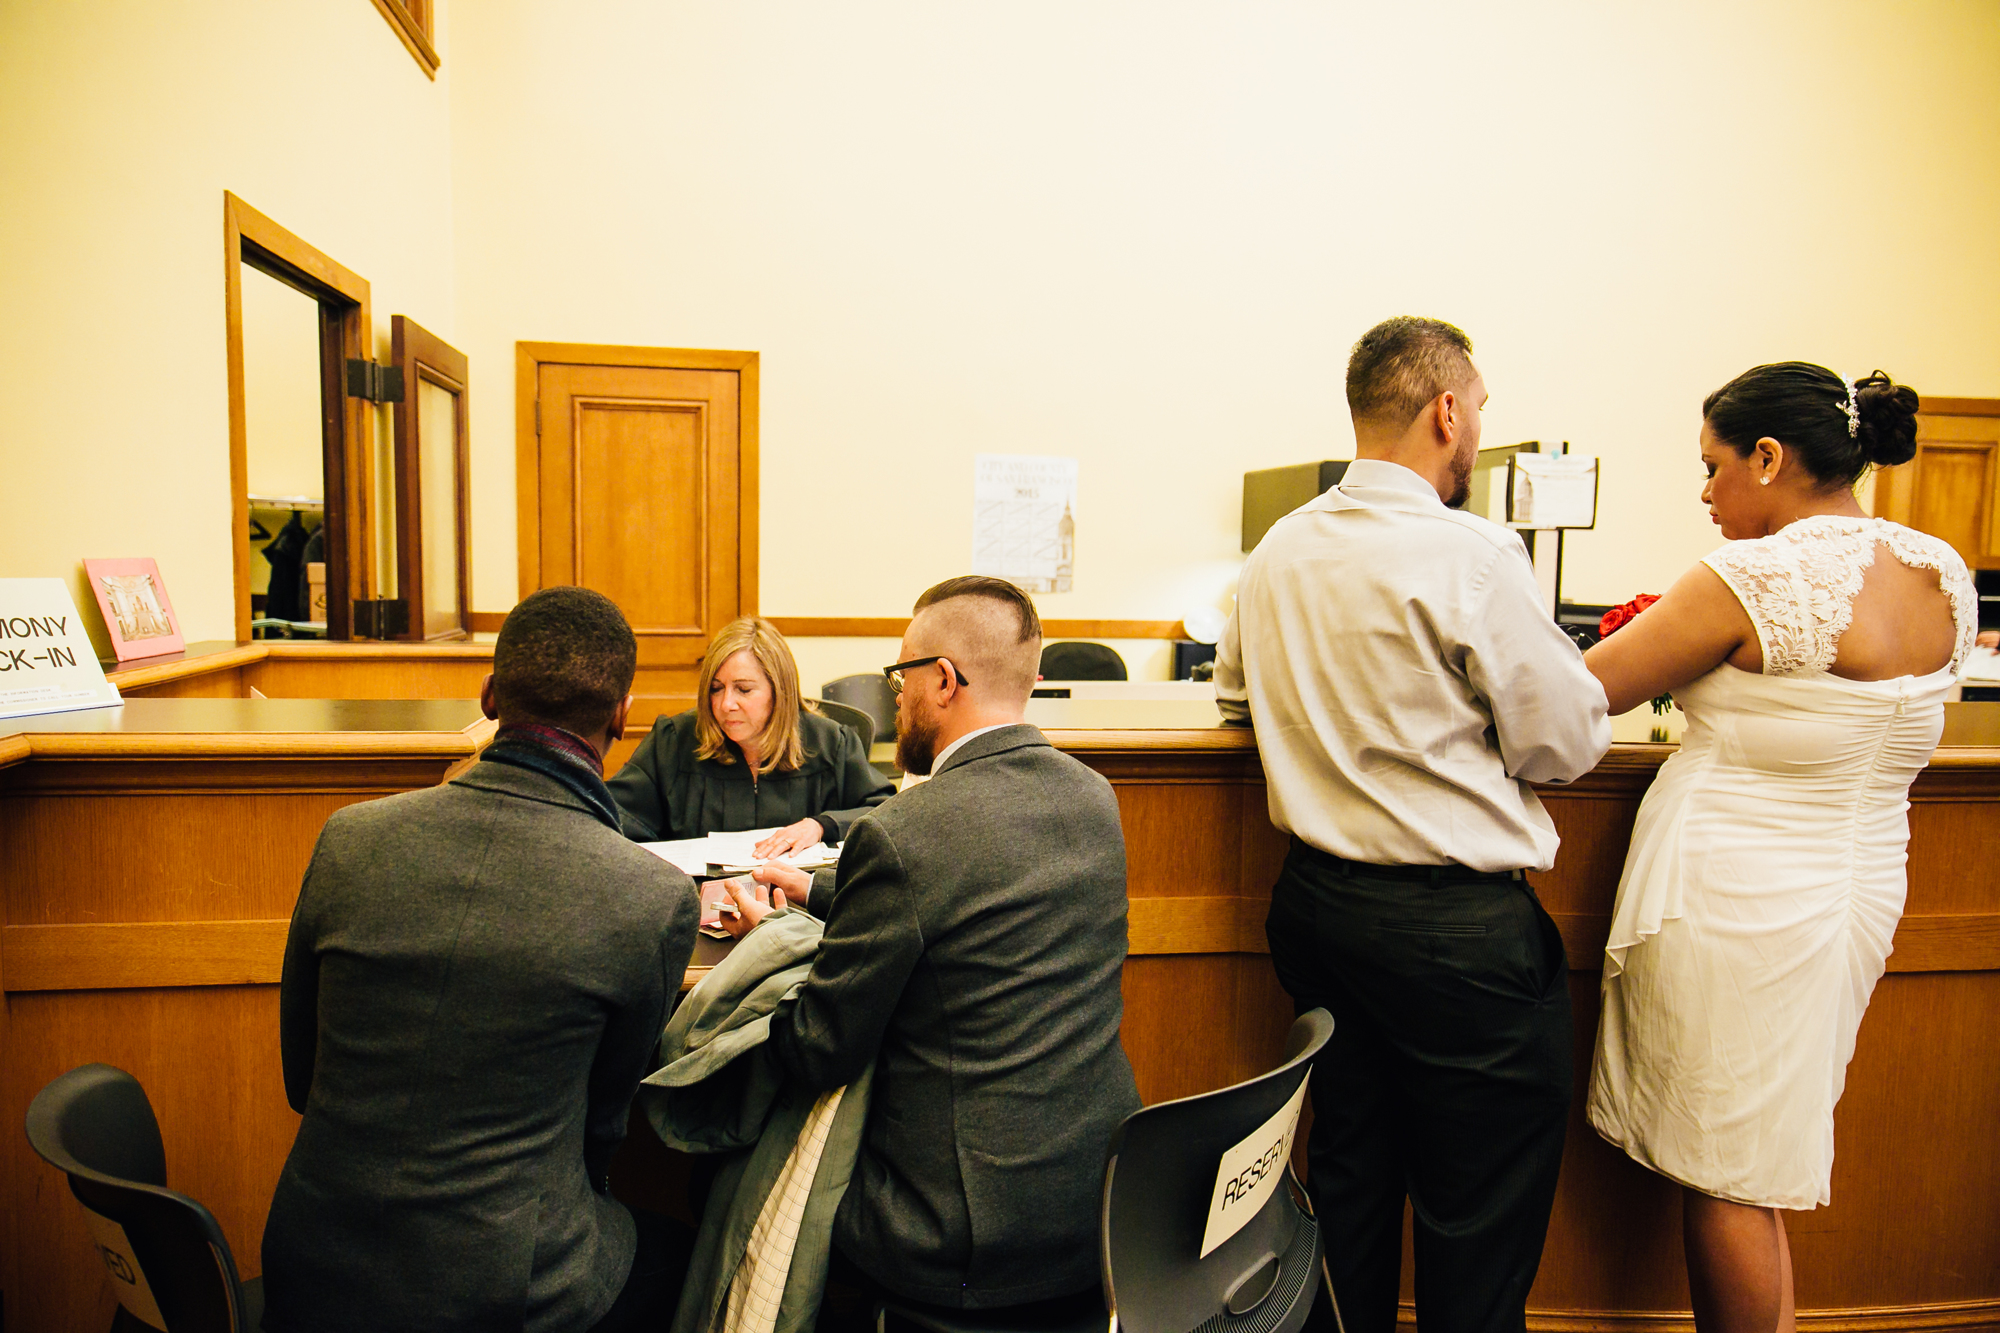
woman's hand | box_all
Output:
[1979,630,1998,651]
[753,818,824,860]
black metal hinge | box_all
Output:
[345,359,406,403]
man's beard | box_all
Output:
[1444,445,1475,509]
[895,707,942,776]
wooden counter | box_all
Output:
[0,698,493,1333]
[3,688,1994,1331]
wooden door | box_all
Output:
[1874,399,2000,569]
[517,346,759,738]
[391,315,471,641]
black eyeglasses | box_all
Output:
[883,656,970,694]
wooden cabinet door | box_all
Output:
[520,351,756,728]
[1873,402,2000,569]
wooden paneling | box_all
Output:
[1874,405,2000,570]
[3,921,290,991]
[518,345,756,730]
[4,688,1995,1331]
[768,618,1190,641]
[0,702,485,1332]
[4,986,301,1333]
[391,315,473,642]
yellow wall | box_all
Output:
[446,0,2000,645]
[0,0,456,650]
[3,1,1998,659]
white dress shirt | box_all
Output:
[1215,459,1610,872]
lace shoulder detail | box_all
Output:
[1702,516,1978,675]
[1874,521,1979,671]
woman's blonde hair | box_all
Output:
[694,617,806,775]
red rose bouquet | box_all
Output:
[1598,595,1674,716]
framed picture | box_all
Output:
[84,557,186,661]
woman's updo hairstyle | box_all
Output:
[1701,361,1920,489]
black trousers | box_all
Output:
[1265,840,1572,1333]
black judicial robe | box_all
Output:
[607,707,894,848]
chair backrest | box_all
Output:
[809,697,875,754]
[26,1064,256,1333]
[1039,641,1128,681]
[821,673,898,742]
[1102,1009,1333,1333]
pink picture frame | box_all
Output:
[83,557,186,661]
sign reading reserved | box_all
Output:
[1200,1075,1309,1258]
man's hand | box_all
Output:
[1979,630,1998,651]
[754,818,824,860]
[719,877,780,941]
[751,861,811,906]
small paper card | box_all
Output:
[83,558,185,661]
[1507,454,1599,530]
[78,1204,168,1330]
[1199,1075,1309,1258]
[0,579,122,722]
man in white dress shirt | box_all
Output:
[1215,317,1611,1333]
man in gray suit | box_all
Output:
[729,576,1140,1318]
[263,587,701,1333]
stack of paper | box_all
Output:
[703,829,839,872]
[637,829,841,876]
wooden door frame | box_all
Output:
[513,343,760,614]
[392,316,472,641]
[224,192,374,641]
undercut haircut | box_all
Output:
[491,586,637,736]
[1346,316,1477,428]
[914,576,1043,644]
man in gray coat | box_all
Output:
[729,576,1140,1317]
[263,587,701,1333]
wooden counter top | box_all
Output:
[0,698,494,773]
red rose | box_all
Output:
[1599,594,1661,639]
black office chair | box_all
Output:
[879,1009,1337,1333]
[811,697,876,754]
[26,1063,263,1333]
[1038,642,1127,682]
[823,674,899,747]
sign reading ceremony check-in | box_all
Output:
[0,579,122,722]
[1200,1076,1309,1258]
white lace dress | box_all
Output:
[1586,516,1977,1209]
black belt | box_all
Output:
[1294,839,1527,886]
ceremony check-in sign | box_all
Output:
[1200,1075,1309,1257]
[0,579,122,722]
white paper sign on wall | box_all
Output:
[0,578,121,722]
[1199,1075,1309,1258]
[78,1204,169,1330]
[971,454,1078,594]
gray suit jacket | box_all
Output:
[767,724,1141,1307]
[262,759,699,1333]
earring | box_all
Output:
[1760,476,1771,486]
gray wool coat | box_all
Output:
[261,758,700,1333]
[766,723,1141,1308]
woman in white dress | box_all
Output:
[1581,363,1976,1333]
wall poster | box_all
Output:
[971,454,1076,594]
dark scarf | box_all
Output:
[480,722,623,831]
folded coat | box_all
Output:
[641,910,873,1333]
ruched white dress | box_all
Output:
[1587,515,1977,1209]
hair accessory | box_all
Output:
[1840,380,1861,438]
